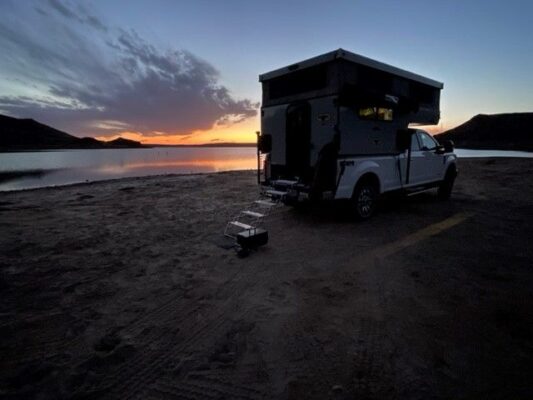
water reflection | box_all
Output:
[0,147,257,191]
[96,157,256,174]
[0,169,51,184]
[455,149,533,158]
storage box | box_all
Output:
[236,228,268,249]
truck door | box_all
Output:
[407,133,426,185]
[286,102,311,180]
[416,131,443,182]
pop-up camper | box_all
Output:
[257,49,457,219]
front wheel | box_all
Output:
[352,183,378,220]
[437,168,456,200]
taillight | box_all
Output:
[264,155,271,181]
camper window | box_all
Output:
[358,107,393,121]
[358,107,376,119]
[377,108,393,121]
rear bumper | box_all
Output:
[261,180,311,203]
[285,187,310,203]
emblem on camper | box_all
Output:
[317,113,331,125]
[385,94,399,104]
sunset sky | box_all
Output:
[1,0,532,144]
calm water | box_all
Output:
[0,147,531,191]
[454,149,533,158]
[0,147,257,191]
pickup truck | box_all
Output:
[265,129,458,220]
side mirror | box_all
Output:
[435,145,446,154]
[258,134,272,153]
[443,140,454,153]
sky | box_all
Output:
[1,0,532,144]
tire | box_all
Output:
[438,167,456,200]
[352,181,378,220]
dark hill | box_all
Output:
[0,114,83,149]
[107,137,143,148]
[436,113,533,152]
[0,114,142,151]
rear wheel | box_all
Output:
[352,182,378,220]
[438,167,456,200]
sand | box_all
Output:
[1,158,532,399]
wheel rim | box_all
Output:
[357,187,374,218]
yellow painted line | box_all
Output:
[377,212,474,258]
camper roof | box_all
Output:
[259,48,443,89]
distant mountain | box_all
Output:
[106,137,143,148]
[0,114,142,151]
[436,113,533,151]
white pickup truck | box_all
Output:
[266,129,457,219]
[321,129,456,219]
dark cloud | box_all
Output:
[47,0,77,19]
[46,0,107,32]
[0,0,257,138]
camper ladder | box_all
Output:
[224,196,278,239]
[224,183,293,251]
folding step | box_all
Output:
[228,221,254,230]
[272,179,298,187]
[241,210,265,218]
[266,190,286,197]
[254,200,277,207]
[223,187,286,250]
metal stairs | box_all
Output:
[224,196,278,240]
[223,180,298,252]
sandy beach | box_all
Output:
[1,158,532,399]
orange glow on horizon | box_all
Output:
[95,116,260,145]
[97,156,257,173]
[416,125,443,135]
[412,116,464,136]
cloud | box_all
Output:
[0,0,258,138]
[46,0,107,32]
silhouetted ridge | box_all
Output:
[436,113,533,151]
[107,137,143,148]
[0,114,142,150]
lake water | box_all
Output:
[0,147,257,191]
[0,147,531,191]
[454,149,533,158]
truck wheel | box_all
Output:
[438,167,456,200]
[352,182,378,220]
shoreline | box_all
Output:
[0,168,256,193]
[2,152,533,193]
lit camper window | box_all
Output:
[377,108,393,121]
[358,107,376,119]
[358,107,393,121]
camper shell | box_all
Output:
[224,49,455,241]
[258,49,444,196]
